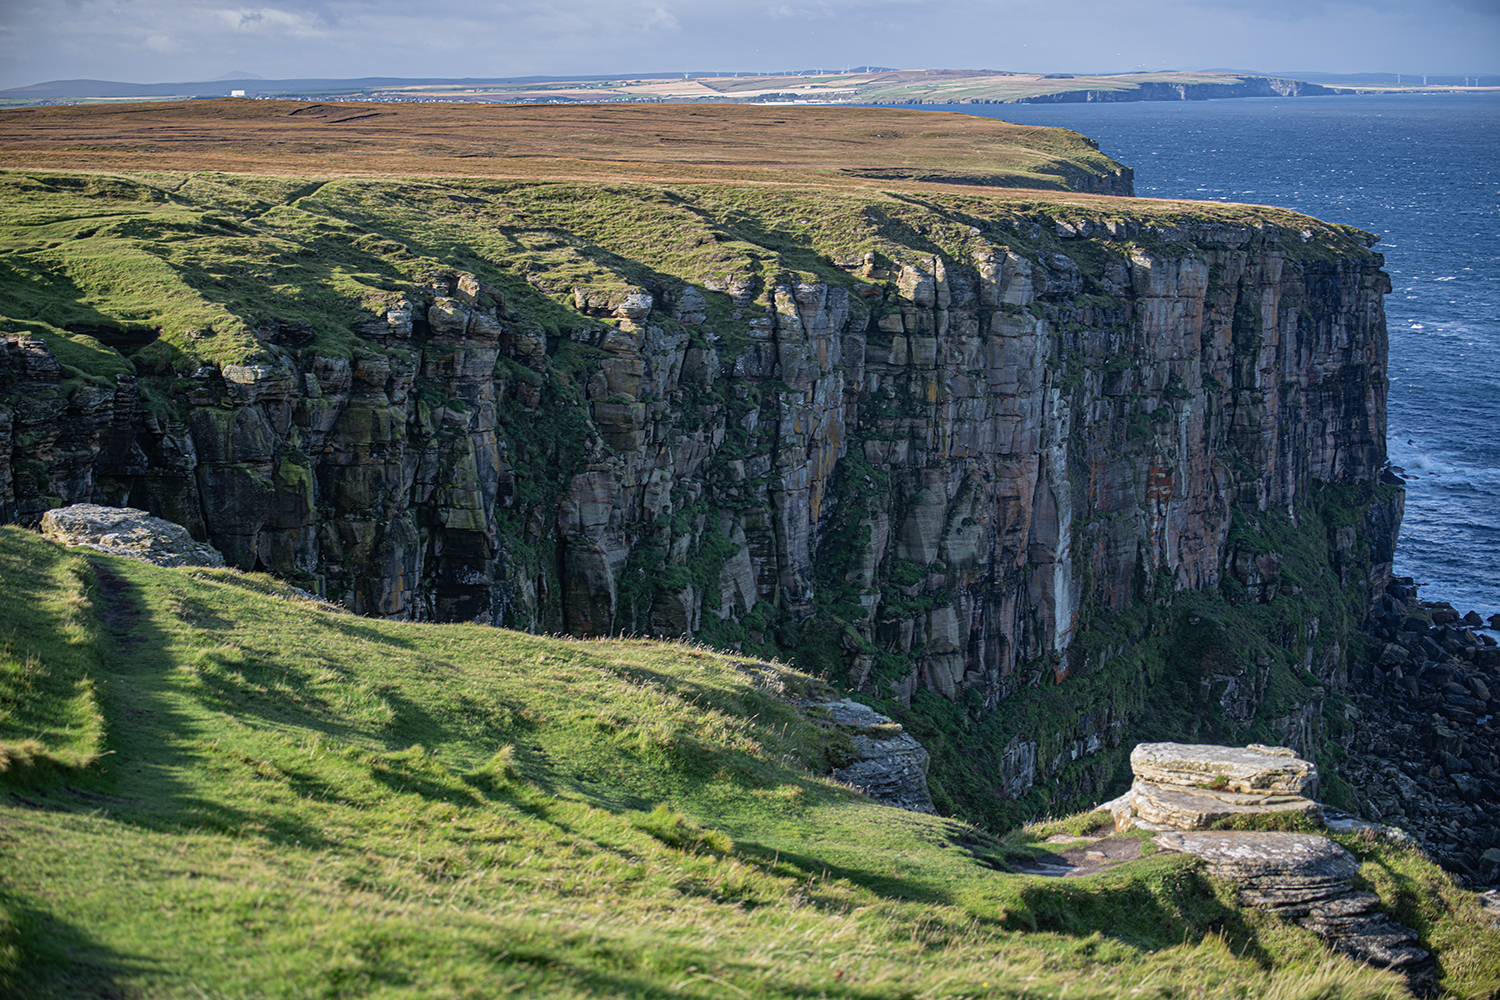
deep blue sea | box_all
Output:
[876,95,1500,617]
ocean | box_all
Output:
[879,95,1500,617]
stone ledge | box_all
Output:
[40,504,226,569]
[1131,742,1317,795]
[804,699,935,814]
[1154,831,1430,974]
[1103,779,1323,832]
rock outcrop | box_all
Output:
[808,698,935,813]
[0,177,1398,828]
[40,503,225,568]
[1098,743,1431,981]
[1131,742,1317,794]
[1155,831,1431,977]
[1101,742,1321,832]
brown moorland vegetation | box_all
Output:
[0,99,1130,193]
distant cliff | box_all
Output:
[1012,75,1344,103]
[0,171,1398,825]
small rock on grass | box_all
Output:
[40,504,226,569]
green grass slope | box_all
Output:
[0,169,1366,377]
[2,527,1497,998]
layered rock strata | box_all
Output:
[806,698,935,813]
[0,178,1397,824]
[1109,742,1431,980]
[1101,742,1322,832]
[1155,831,1431,978]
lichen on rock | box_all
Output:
[40,503,225,568]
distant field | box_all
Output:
[0,100,1132,194]
[16,68,1474,108]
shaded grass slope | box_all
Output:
[2,527,1497,998]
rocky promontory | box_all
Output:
[1097,742,1432,983]
[0,161,1399,833]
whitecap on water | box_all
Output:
[1387,449,1458,477]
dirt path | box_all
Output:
[1012,833,1144,877]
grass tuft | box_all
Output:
[630,803,735,856]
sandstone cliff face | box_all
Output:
[0,184,1396,822]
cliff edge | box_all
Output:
[0,164,1398,828]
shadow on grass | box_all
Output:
[58,557,348,851]
[731,838,959,908]
[1346,847,1451,992]
[0,888,161,998]
[0,253,165,352]
[1012,865,1275,963]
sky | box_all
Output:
[2,0,1498,90]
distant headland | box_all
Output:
[4,68,1496,108]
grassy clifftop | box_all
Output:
[2,528,1498,998]
[0,164,1369,375]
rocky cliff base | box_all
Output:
[1339,577,1500,886]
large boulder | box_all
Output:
[1100,742,1321,833]
[1131,742,1317,795]
[40,504,226,568]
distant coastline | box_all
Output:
[5,68,1496,109]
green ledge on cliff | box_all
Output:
[2,103,1493,997]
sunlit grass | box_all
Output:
[4,527,1491,997]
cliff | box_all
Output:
[0,168,1399,826]
[1012,75,1342,103]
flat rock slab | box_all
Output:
[1153,831,1359,884]
[41,504,225,569]
[1154,830,1431,977]
[1012,835,1143,878]
[1103,780,1321,832]
[1132,742,1317,795]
